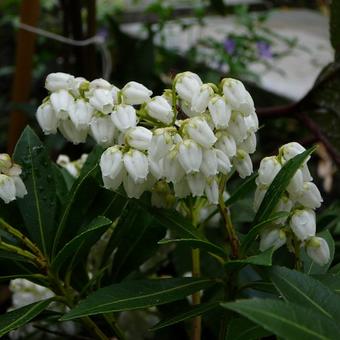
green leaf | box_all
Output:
[0,299,53,336]
[225,317,272,340]
[61,278,215,320]
[52,216,112,272]
[315,273,340,294]
[150,301,219,331]
[222,298,340,340]
[270,266,340,323]
[253,147,315,225]
[13,126,57,256]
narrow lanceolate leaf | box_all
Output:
[225,317,272,340]
[270,266,340,323]
[0,299,53,336]
[316,273,340,295]
[13,127,57,256]
[253,147,315,225]
[52,216,112,272]
[61,278,215,320]
[150,301,219,331]
[222,298,340,340]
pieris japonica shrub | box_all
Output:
[0,71,338,340]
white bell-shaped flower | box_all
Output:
[0,154,12,173]
[173,177,191,198]
[208,96,231,129]
[0,174,16,203]
[296,182,323,209]
[301,164,313,181]
[89,88,114,114]
[280,142,308,163]
[111,86,120,104]
[69,98,93,129]
[123,149,149,183]
[180,100,199,118]
[290,209,316,241]
[89,78,112,91]
[244,112,259,133]
[260,228,286,252]
[111,104,137,132]
[238,132,257,154]
[148,157,164,180]
[191,84,214,114]
[50,89,75,120]
[36,101,58,135]
[178,140,202,174]
[200,148,218,177]
[233,150,253,179]
[90,116,115,147]
[123,174,146,198]
[149,128,174,161]
[187,173,205,197]
[103,168,125,191]
[274,195,294,224]
[163,148,185,183]
[257,156,282,187]
[59,119,88,144]
[205,177,219,204]
[175,72,202,103]
[227,113,248,144]
[306,236,330,266]
[100,146,124,179]
[70,77,88,97]
[253,186,267,212]
[215,132,236,158]
[222,78,255,116]
[146,96,174,124]
[125,127,152,151]
[45,72,75,92]
[186,117,217,148]
[12,176,27,198]
[286,169,304,197]
[122,81,152,105]
[216,149,232,175]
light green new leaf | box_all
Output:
[13,127,57,256]
[61,278,215,320]
[270,266,340,322]
[0,299,53,336]
[222,298,340,340]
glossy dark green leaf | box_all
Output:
[225,317,272,340]
[150,301,219,331]
[0,299,53,336]
[315,273,340,295]
[61,278,215,320]
[222,298,340,340]
[52,216,112,272]
[253,147,315,225]
[270,266,340,322]
[13,127,57,256]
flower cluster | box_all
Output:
[37,72,258,203]
[0,154,27,204]
[254,142,329,265]
[57,153,88,178]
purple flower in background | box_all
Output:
[224,38,236,55]
[257,41,272,59]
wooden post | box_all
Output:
[7,0,40,153]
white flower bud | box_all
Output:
[227,113,248,144]
[0,174,16,203]
[125,127,152,151]
[59,119,88,144]
[50,89,75,120]
[111,104,137,132]
[254,186,267,212]
[70,77,88,97]
[122,81,152,105]
[200,148,218,177]
[123,174,146,198]
[222,78,255,116]
[244,112,259,133]
[89,78,112,91]
[286,169,304,197]
[45,72,74,92]
[216,149,232,174]
[0,154,12,172]
[257,156,282,187]
[296,182,323,209]
[260,228,286,252]
[123,149,149,183]
[187,173,205,197]
[12,176,27,198]
[89,88,114,114]
[149,128,174,161]
[180,100,198,118]
[205,177,219,204]
[290,209,316,241]
[103,168,125,191]
[306,237,330,266]
[163,148,185,183]
[90,116,115,147]
[191,84,214,114]
[233,150,253,179]
[301,164,313,181]
[148,157,164,180]
[173,177,191,198]
[57,155,78,177]
[280,142,308,163]
[111,86,120,104]
[274,195,293,224]
[100,146,124,179]
[146,96,174,124]
[186,117,217,148]
[175,72,202,103]
[36,102,58,135]
[69,98,93,129]
[208,96,231,129]
[239,132,257,154]
[215,132,236,158]
[178,140,202,174]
